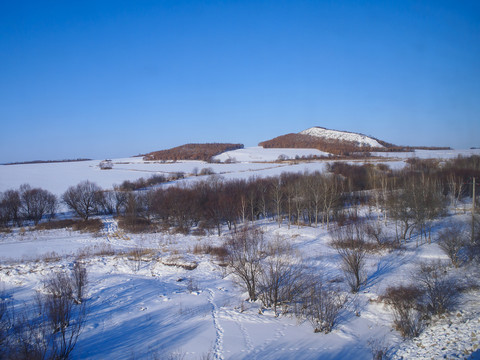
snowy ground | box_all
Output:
[213,147,329,162]
[1,148,480,359]
[1,212,479,359]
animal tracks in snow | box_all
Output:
[208,288,225,360]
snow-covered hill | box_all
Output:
[299,127,385,148]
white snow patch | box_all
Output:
[214,146,330,162]
[300,127,385,148]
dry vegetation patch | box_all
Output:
[35,218,103,234]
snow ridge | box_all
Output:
[299,127,385,148]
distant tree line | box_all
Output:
[4,159,91,166]
[1,156,479,240]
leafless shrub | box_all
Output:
[192,243,229,262]
[127,248,155,272]
[412,261,459,316]
[332,224,368,293]
[34,218,103,234]
[225,226,266,301]
[296,279,345,333]
[4,268,88,360]
[89,243,117,257]
[363,220,397,249]
[7,300,50,360]
[467,215,480,263]
[367,337,390,360]
[381,285,424,339]
[41,251,62,264]
[44,271,74,300]
[35,219,77,230]
[73,219,103,234]
[117,216,155,234]
[437,222,467,267]
[41,290,86,359]
[257,239,309,316]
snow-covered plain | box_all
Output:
[1,147,480,359]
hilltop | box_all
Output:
[259,126,448,155]
[142,143,244,162]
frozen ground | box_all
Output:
[1,212,479,359]
[1,148,480,359]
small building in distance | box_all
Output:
[99,159,113,170]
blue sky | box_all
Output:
[1,0,479,162]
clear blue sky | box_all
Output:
[1,0,479,162]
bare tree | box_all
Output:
[225,226,266,301]
[332,224,368,293]
[412,261,458,316]
[19,184,57,225]
[271,178,283,227]
[0,193,9,228]
[1,189,22,226]
[382,285,424,338]
[321,174,343,229]
[297,278,345,333]
[4,266,88,360]
[305,173,323,228]
[62,181,102,220]
[448,173,466,212]
[387,180,415,242]
[257,239,308,316]
[438,222,467,267]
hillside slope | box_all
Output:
[300,126,385,148]
[143,143,244,162]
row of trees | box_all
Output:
[2,156,478,242]
[0,185,57,226]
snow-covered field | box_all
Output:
[2,148,479,196]
[1,147,480,359]
[213,146,329,162]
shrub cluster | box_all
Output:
[1,265,88,359]
[224,227,345,332]
[382,261,460,339]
